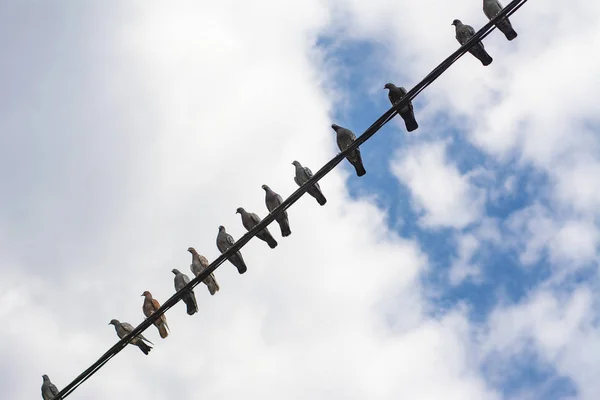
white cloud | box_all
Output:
[0,1,504,399]
[483,286,600,400]
[391,140,486,229]
[325,0,600,398]
[449,233,482,286]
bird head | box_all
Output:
[108,319,119,326]
[331,124,340,131]
[42,374,49,380]
[292,160,300,167]
[171,269,180,275]
[384,83,395,90]
[261,184,269,191]
[187,246,195,254]
[141,290,151,298]
[451,19,461,26]
[218,225,225,231]
[235,207,244,214]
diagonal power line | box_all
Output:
[53,0,530,397]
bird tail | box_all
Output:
[207,276,220,295]
[481,51,493,66]
[309,187,327,206]
[267,235,278,249]
[185,293,198,315]
[353,161,366,177]
[158,321,169,339]
[471,45,493,66]
[316,192,327,206]
[401,110,419,132]
[234,258,247,274]
[277,217,291,237]
[497,20,517,40]
[137,341,152,355]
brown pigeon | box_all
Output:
[188,247,220,295]
[141,291,169,338]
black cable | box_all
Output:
[52,1,529,397]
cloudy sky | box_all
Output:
[1,0,600,399]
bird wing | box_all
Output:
[151,298,161,312]
[304,166,314,178]
[226,234,235,246]
[121,322,134,333]
[50,383,59,395]
[250,212,262,225]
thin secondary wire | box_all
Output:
[53,1,529,397]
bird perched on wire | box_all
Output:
[236,207,278,249]
[216,225,247,274]
[41,374,59,400]
[292,160,327,205]
[188,247,220,295]
[384,83,419,132]
[172,269,198,315]
[331,124,366,177]
[262,184,291,237]
[451,19,493,66]
[483,0,518,41]
[141,291,169,338]
[108,319,153,355]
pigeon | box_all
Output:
[216,225,247,274]
[108,319,153,355]
[331,124,366,177]
[172,269,198,315]
[236,207,278,249]
[141,291,169,339]
[188,247,220,295]
[261,184,291,237]
[41,374,59,400]
[451,19,493,66]
[483,0,518,41]
[384,83,419,132]
[292,160,327,206]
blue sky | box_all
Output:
[319,9,597,398]
[1,1,600,399]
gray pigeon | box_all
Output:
[292,160,327,206]
[108,319,153,355]
[172,269,198,315]
[451,19,493,66]
[262,184,291,237]
[331,124,366,177]
[188,247,220,295]
[41,374,59,400]
[483,0,517,41]
[236,207,278,249]
[216,225,247,274]
[383,83,419,132]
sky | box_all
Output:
[1,0,599,399]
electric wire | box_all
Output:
[52,1,529,397]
